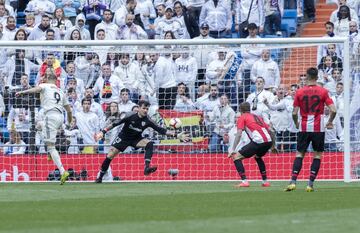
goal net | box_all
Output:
[0,38,356,182]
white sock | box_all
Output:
[48,147,65,175]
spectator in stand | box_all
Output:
[94,9,119,40]
[174,49,198,99]
[264,84,291,151]
[333,82,344,127]
[324,106,343,152]
[25,0,56,24]
[330,0,359,25]
[174,82,195,112]
[74,52,99,88]
[303,0,316,22]
[298,74,307,88]
[349,20,360,54]
[65,13,91,40]
[239,23,264,101]
[66,87,82,114]
[205,51,227,85]
[250,49,280,92]
[155,6,182,39]
[1,15,17,41]
[173,1,199,39]
[135,0,156,38]
[199,84,220,134]
[317,21,343,64]
[93,63,125,108]
[117,13,148,40]
[105,51,119,72]
[28,15,61,41]
[152,3,165,30]
[235,0,265,38]
[36,53,62,86]
[3,129,27,155]
[208,94,235,152]
[114,53,145,102]
[264,0,283,36]
[334,5,352,37]
[63,29,82,63]
[118,88,136,113]
[61,62,85,98]
[318,44,343,70]
[64,116,83,154]
[246,77,275,124]
[6,51,39,90]
[199,0,232,38]
[193,23,214,85]
[114,0,138,27]
[0,3,7,26]
[194,83,209,109]
[149,52,177,109]
[106,0,123,13]
[103,101,123,153]
[20,14,36,36]
[81,0,108,39]
[51,7,73,40]
[332,68,343,83]
[1,0,15,17]
[94,28,110,65]
[54,0,81,25]
[75,98,100,154]
[187,0,205,24]
[6,106,31,145]
[84,87,105,122]
[317,56,337,95]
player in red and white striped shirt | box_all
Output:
[285,67,336,192]
[229,102,276,188]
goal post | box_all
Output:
[0,37,356,182]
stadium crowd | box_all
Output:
[0,0,352,155]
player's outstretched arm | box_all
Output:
[15,86,42,97]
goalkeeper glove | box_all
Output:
[176,131,190,142]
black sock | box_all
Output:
[144,142,154,168]
[309,158,321,186]
[234,160,246,180]
[291,157,303,182]
[255,157,267,181]
[99,157,112,179]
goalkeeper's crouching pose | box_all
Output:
[94,100,190,183]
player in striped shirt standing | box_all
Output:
[229,102,276,188]
[285,67,337,192]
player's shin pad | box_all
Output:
[177,131,190,142]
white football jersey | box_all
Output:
[39,83,69,113]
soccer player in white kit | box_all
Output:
[16,69,73,185]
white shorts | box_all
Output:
[43,111,64,144]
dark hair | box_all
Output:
[325,21,334,28]
[337,82,343,87]
[290,84,298,89]
[332,68,343,74]
[105,101,120,118]
[337,5,351,21]
[164,30,176,39]
[14,29,28,40]
[42,14,50,19]
[240,102,251,113]
[67,87,76,94]
[306,67,318,80]
[138,100,150,107]
[120,88,130,94]
[131,105,139,111]
[46,28,55,35]
[70,29,82,40]
[81,98,92,105]
[103,9,112,14]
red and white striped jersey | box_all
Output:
[293,85,334,132]
[236,113,272,144]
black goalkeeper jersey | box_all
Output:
[111,112,167,140]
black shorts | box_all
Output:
[239,141,273,158]
[297,132,325,152]
[111,136,144,152]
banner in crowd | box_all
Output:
[158,110,208,151]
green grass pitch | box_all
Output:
[1,181,360,233]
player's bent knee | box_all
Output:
[108,147,119,159]
[47,145,56,154]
